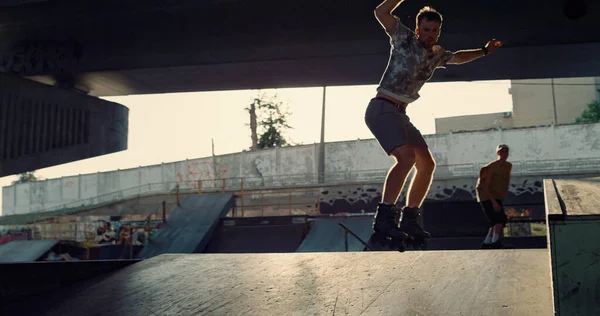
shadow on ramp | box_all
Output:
[0,259,139,308]
[137,193,234,259]
[296,216,373,252]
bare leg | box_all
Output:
[381,146,416,204]
[406,146,436,208]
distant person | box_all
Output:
[365,0,503,250]
[476,144,512,249]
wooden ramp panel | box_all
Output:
[544,178,600,315]
[136,193,234,259]
[2,251,553,315]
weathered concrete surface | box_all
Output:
[4,123,600,216]
[0,240,57,262]
[0,251,554,315]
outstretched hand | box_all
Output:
[485,39,503,54]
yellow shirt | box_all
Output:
[476,160,512,202]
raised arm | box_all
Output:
[374,0,405,32]
[447,39,503,65]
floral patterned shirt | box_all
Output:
[377,17,455,104]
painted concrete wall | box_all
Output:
[0,173,553,241]
[3,123,600,216]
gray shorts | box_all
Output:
[364,97,427,154]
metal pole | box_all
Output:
[344,230,348,252]
[240,178,244,217]
[212,138,217,178]
[339,222,373,251]
[318,86,326,183]
[551,78,558,125]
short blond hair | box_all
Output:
[416,6,443,28]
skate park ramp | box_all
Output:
[136,193,234,259]
[296,216,373,252]
[204,216,308,253]
[0,240,58,262]
[0,250,553,315]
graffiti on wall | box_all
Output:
[95,220,117,244]
[318,185,381,215]
[0,228,34,245]
[430,178,544,203]
[0,39,82,75]
[317,177,545,216]
[90,219,162,246]
[176,161,229,190]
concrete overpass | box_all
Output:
[0,0,597,96]
[1,0,599,176]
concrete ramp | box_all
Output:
[544,178,600,315]
[296,216,373,252]
[0,240,58,262]
[1,250,554,315]
[204,216,308,253]
[136,193,234,259]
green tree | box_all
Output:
[12,171,39,185]
[575,101,600,123]
[246,92,293,150]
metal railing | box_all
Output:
[232,187,321,217]
[339,222,373,251]
[15,157,600,216]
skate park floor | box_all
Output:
[1,249,553,315]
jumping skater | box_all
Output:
[365,0,503,251]
[476,144,512,249]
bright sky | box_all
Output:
[0,81,513,214]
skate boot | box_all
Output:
[398,206,430,250]
[368,203,408,252]
[367,230,406,252]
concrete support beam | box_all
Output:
[0,73,128,177]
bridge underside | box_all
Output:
[0,0,598,176]
[0,0,598,96]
